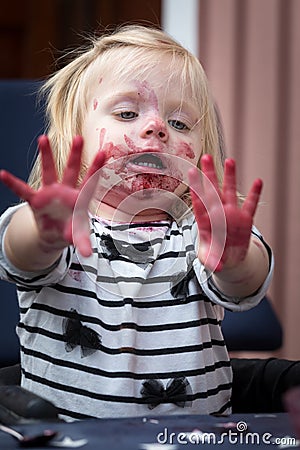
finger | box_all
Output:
[242,178,263,217]
[38,135,58,185]
[78,150,107,207]
[61,136,84,187]
[75,234,93,257]
[200,154,221,196]
[188,167,206,218]
[0,170,35,202]
[222,158,237,206]
[65,214,92,257]
[82,149,107,185]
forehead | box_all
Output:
[86,48,195,103]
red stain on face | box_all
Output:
[124,134,165,154]
[136,81,159,111]
[97,128,194,197]
[93,99,98,110]
[103,142,125,162]
[129,174,180,193]
[174,141,195,160]
[98,128,106,150]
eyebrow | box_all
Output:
[168,100,199,118]
[108,91,140,101]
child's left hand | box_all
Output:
[188,155,262,272]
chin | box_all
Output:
[121,174,181,193]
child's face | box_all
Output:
[82,55,202,219]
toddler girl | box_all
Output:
[0,25,273,420]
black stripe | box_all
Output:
[6,269,51,285]
[21,345,230,379]
[65,247,72,267]
[24,303,220,332]
[17,323,225,355]
[18,291,209,309]
[94,274,190,285]
[92,219,171,231]
[92,231,165,248]
[17,286,42,294]
[90,249,190,262]
[70,250,194,269]
[5,251,70,285]
[22,369,231,404]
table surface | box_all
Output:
[0,413,298,449]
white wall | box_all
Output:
[161,0,199,56]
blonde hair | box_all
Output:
[29,24,224,199]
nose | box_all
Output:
[140,117,169,142]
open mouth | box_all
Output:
[129,153,165,170]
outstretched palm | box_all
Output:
[189,155,262,272]
[0,135,106,257]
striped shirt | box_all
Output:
[0,204,273,420]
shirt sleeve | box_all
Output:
[0,203,73,287]
[193,226,274,312]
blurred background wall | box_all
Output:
[197,0,300,361]
[1,0,299,359]
[0,0,161,78]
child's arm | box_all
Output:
[0,135,106,272]
[189,155,270,298]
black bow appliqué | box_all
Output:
[171,266,196,299]
[101,234,153,263]
[140,377,192,410]
[101,234,120,261]
[63,309,102,358]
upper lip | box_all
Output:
[127,152,166,170]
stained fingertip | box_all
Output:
[225,157,235,165]
[87,151,107,177]
[188,167,199,179]
[254,178,263,191]
[73,135,84,147]
[0,170,11,186]
[200,154,216,173]
[78,238,92,258]
[0,169,11,183]
[201,154,213,163]
[37,134,49,146]
[0,169,7,179]
[224,158,235,170]
[95,150,107,165]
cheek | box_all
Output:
[105,144,127,162]
[95,127,106,149]
[173,141,196,160]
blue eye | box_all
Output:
[118,111,138,120]
[168,119,189,131]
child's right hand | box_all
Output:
[0,135,106,257]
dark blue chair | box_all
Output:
[222,296,283,351]
[0,80,45,368]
